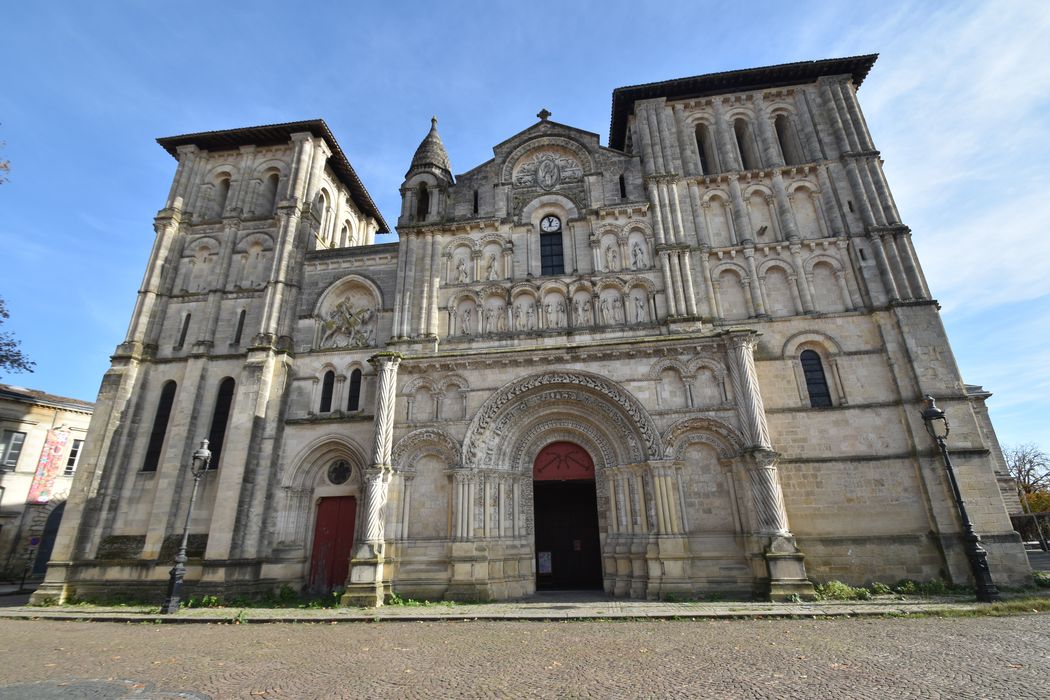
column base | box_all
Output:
[763,535,815,602]
[340,544,390,608]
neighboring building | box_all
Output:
[0,384,93,580]
[34,55,1030,605]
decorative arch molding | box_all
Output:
[234,231,275,253]
[401,376,438,395]
[567,279,594,296]
[712,261,750,279]
[623,275,657,293]
[251,158,289,178]
[623,220,655,238]
[786,180,821,196]
[593,222,623,236]
[282,435,368,491]
[439,373,470,392]
[648,357,693,380]
[202,162,240,182]
[537,280,570,296]
[685,112,718,129]
[500,135,596,183]
[687,355,728,378]
[803,254,846,276]
[519,193,580,225]
[781,330,844,358]
[702,189,732,205]
[312,273,385,316]
[404,172,441,189]
[662,416,746,460]
[595,277,627,293]
[743,183,775,198]
[392,428,462,471]
[478,232,511,248]
[462,370,660,468]
[758,258,798,277]
[442,235,482,257]
[184,235,222,255]
[513,421,616,473]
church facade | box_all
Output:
[34,55,1031,605]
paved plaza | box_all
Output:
[0,614,1046,699]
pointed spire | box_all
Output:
[408,116,452,180]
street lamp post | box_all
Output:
[160,439,212,614]
[920,396,1001,603]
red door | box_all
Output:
[309,496,357,592]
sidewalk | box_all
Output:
[0,590,1037,624]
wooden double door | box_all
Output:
[308,496,357,593]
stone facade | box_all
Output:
[33,55,1031,605]
[0,384,93,580]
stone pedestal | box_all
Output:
[340,542,389,607]
[764,535,816,601]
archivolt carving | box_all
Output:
[391,428,461,470]
[501,136,595,183]
[401,376,437,395]
[442,235,481,257]
[781,330,843,358]
[662,417,746,460]
[513,421,615,471]
[462,371,660,467]
[758,258,798,277]
[648,358,692,380]
[282,435,367,490]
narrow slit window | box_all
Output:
[347,369,363,411]
[416,183,430,221]
[206,377,236,469]
[177,314,191,349]
[233,309,246,345]
[695,124,718,175]
[472,189,479,215]
[800,350,833,407]
[143,381,177,471]
[319,370,335,413]
[734,119,760,171]
[618,173,627,199]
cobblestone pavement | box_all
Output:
[0,615,1047,699]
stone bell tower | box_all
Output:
[398,117,454,227]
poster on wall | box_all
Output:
[27,429,70,504]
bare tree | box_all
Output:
[1003,443,1050,513]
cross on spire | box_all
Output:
[537,108,551,121]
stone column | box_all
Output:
[789,245,815,313]
[659,251,678,317]
[724,331,814,600]
[675,104,701,176]
[679,251,699,317]
[342,353,401,607]
[868,233,901,302]
[743,248,766,316]
[699,249,718,317]
[418,231,434,335]
[669,252,688,316]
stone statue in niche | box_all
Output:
[582,297,592,323]
[557,302,566,327]
[631,242,646,270]
[544,303,555,328]
[573,299,582,323]
[513,304,524,331]
[526,303,536,330]
[318,296,376,348]
[605,245,619,272]
[485,253,499,281]
[634,294,647,322]
[455,257,469,283]
[461,306,473,335]
[599,297,611,325]
[497,303,507,332]
[613,297,625,324]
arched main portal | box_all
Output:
[533,441,602,590]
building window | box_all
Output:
[472,188,479,215]
[214,176,230,219]
[177,313,191,349]
[319,370,335,413]
[618,173,627,199]
[695,124,719,175]
[800,350,833,407]
[233,309,246,345]
[206,377,235,470]
[734,118,760,171]
[416,183,430,222]
[1,430,27,469]
[774,114,804,166]
[143,381,177,472]
[264,172,280,214]
[347,369,363,411]
[64,439,84,476]
[539,215,564,276]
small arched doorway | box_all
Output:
[533,441,602,590]
[33,502,65,575]
[307,460,358,593]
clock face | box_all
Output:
[540,215,561,233]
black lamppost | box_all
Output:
[160,439,212,614]
[920,396,1001,602]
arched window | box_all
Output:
[539,215,564,276]
[177,313,191,349]
[319,370,335,413]
[694,124,719,175]
[206,377,235,469]
[774,114,804,166]
[800,350,832,407]
[214,177,231,218]
[734,119,760,171]
[316,190,332,248]
[347,369,363,411]
[416,183,430,221]
[233,309,246,345]
[263,172,280,215]
[142,381,177,472]
[618,173,627,199]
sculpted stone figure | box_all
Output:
[485,253,499,281]
[631,242,646,270]
[599,297,611,325]
[526,303,536,330]
[455,257,469,283]
[497,303,507,332]
[544,302,555,328]
[634,294,647,322]
[318,297,376,348]
[582,298,592,324]
[573,299,582,324]
[484,306,495,333]
[605,245,619,272]
[557,301,566,327]
[461,306,472,335]
[514,303,524,331]
[613,297,624,324]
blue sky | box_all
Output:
[1,1,1047,450]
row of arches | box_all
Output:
[711,254,856,319]
[700,180,828,246]
[689,105,809,177]
[194,162,285,221]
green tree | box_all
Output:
[0,295,35,377]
